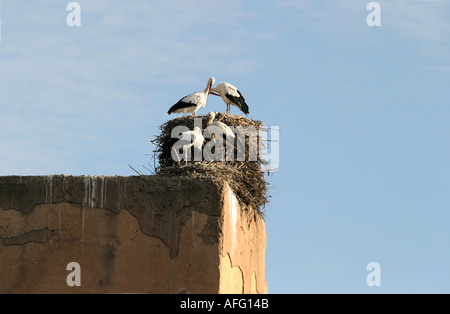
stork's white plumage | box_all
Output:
[203,112,235,162]
[203,112,236,139]
[171,126,205,164]
[210,82,249,115]
[168,77,215,116]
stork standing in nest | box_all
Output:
[166,126,205,165]
[203,111,235,161]
[168,77,215,116]
[210,82,249,115]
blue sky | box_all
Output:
[1,1,449,293]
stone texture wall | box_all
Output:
[0,175,267,293]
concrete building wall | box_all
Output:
[0,175,266,294]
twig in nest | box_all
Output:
[128,163,143,176]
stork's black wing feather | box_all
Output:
[167,98,195,114]
[162,137,193,153]
[226,91,249,115]
[237,90,246,102]
[161,138,177,151]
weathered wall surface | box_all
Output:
[219,183,267,294]
[0,175,266,294]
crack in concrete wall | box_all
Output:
[0,227,55,246]
[0,175,223,258]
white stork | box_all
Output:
[170,126,205,164]
[203,111,236,139]
[168,77,215,116]
[210,82,249,115]
[203,112,235,161]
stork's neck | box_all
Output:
[204,116,214,128]
[204,83,211,94]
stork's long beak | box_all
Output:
[209,91,220,96]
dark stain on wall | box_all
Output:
[0,175,224,258]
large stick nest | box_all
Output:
[151,112,270,218]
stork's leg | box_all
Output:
[224,141,230,162]
[223,144,225,163]
[173,148,181,165]
[227,104,230,114]
[221,141,226,163]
